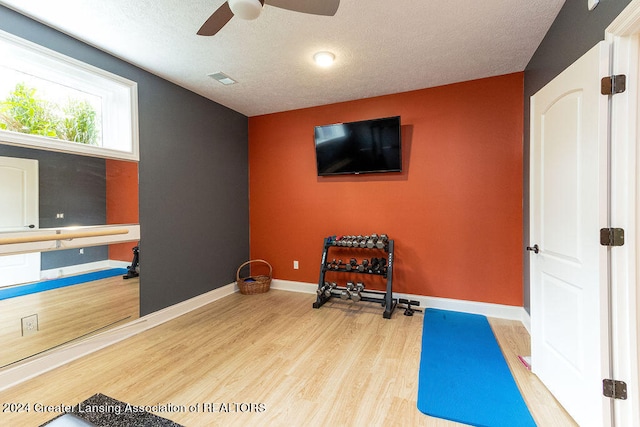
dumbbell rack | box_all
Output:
[312,236,397,319]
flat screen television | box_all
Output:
[314,116,402,176]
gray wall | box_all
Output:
[0,5,250,315]
[522,0,632,313]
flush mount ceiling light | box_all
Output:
[314,51,335,67]
[228,0,263,20]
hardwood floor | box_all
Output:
[0,290,576,426]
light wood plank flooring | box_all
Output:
[0,290,576,426]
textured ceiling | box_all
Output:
[0,0,565,117]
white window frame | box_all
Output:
[0,30,139,161]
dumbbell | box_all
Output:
[370,257,380,272]
[317,281,330,297]
[341,282,355,300]
[317,282,338,297]
[333,259,343,270]
[369,258,380,273]
[351,282,365,302]
[324,282,337,298]
[366,234,378,248]
[326,258,338,270]
[345,258,358,271]
[358,235,368,248]
[357,259,369,272]
[375,234,389,249]
[377,257,387,274]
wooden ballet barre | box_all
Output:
[0,228,129,245]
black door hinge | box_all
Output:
[603,379,628,400]
[600,228,625,247]
[601,75,626,95]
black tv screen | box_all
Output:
[314,116,402,176]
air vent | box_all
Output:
[208,72,237,85]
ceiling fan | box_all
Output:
[197,0,340,36]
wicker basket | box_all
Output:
[236,259,272,295]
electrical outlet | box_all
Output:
[79,248,84,255]
[21,314,38,336]
[293,260,299,269]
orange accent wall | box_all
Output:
[106,159,139,262]
[249,73,524,306]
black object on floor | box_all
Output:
[123,244,140,279]
[398,298,422,316]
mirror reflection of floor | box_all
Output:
[0,272,139,368]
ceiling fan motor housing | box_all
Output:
[197,0,339,36]
[228,0,263,20]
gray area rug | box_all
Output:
[40,393,184,427]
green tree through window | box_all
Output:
[0,82,98,145]
[60,99,99,146]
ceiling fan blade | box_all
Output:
[197,2,234,36]
[266,0,339,16]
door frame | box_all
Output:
[604,1,640,425]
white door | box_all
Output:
[530,41,611,426]
[0,156,40,287]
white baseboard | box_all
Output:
[0,281,238,392]
[270,278,318,294]
[40,259,131,280]
[0,278,530,392]
[397,293,529,323]
[271,279,529,323]
[108,260,130,269]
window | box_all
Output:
[0,30,139,161]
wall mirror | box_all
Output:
[0,30,140,368]
[0,145,140,368]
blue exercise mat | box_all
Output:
[0,268,128,301]
[417,308,536,427]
